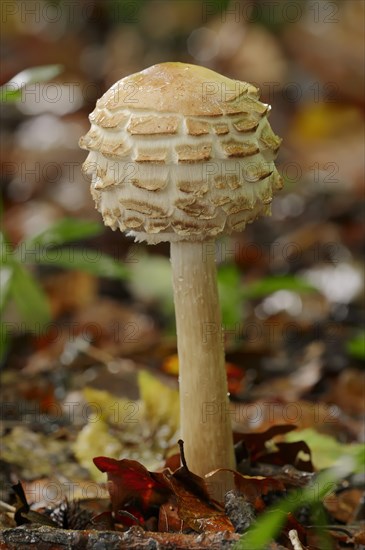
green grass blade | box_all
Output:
[11,262,51,328]
[347,331,365,360]
[242,275,316,300]
[0,267,13,313]
[235,455,359,550]
[34,248,129,280]
[23,218,103,249]
[0,65,63,102]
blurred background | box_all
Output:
[0,0,364,498]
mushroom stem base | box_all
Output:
[170,240,236,499]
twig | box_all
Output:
[178,439,188,470]
[0,500,16,513]
[0,525,240,549]
[289,529,304,550]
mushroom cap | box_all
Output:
[80,62,283,243]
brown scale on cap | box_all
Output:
[80,62,282,244]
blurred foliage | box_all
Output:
[23,218,101,248]
[102,0,230,24]
[130,253,317,329]
[0,218,129,358]
[0,65,63,102]
[238,449,365,550]
[242,274,316,300]
[285,428,365,470]
[217,263,243,326]
[346,331,365,360]
[129,253,175,319]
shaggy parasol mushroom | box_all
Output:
[80,63,282,492]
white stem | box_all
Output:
[170,240,236,495]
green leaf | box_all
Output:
[10,263,51,329]
[34,248,129,280]
[347,331,365,360]
[0,236,16,357]
[237,501,290,550]
[0,65,63,102]
[0,88,22,103]
[129,253,174,316]
[23,218,103,249]
[242,275,316,300]
[0,231,15,265]
[0,267,13,313]
[217,264,243,326]
[0,326,10,362]
[8,64,63,86]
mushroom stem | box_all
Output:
[170,240,236,497]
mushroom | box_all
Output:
[80,63,282,493]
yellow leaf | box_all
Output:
[73,419,123,481]
[138,370,180,438]
[82,386,132,424]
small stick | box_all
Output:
[289,529,304,550]
[0,500,16,513]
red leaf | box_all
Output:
[93,457,170,513]
[114,506,146,528]
[163,453,180,472]
[93,442,235,534]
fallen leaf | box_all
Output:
[74,420,123,482]
[93,456,170,515]
[234,425,314,472]
[93,440,234,533]
[12,482,57,527]
[158,499,183,532]
[208,468,286,512]
[138,370,180,438]
[22,477,108,508]
[325,368,365,417]
[324,488,363,523]
[19,380,58,414]
[43,270,97,317]
[162,440,234,533]
[82,386,134,424]
[234,424,297,462]
[73,298,159,356]
[163,469,234,533]
[1,426,75,480]
[259,441,313,472]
